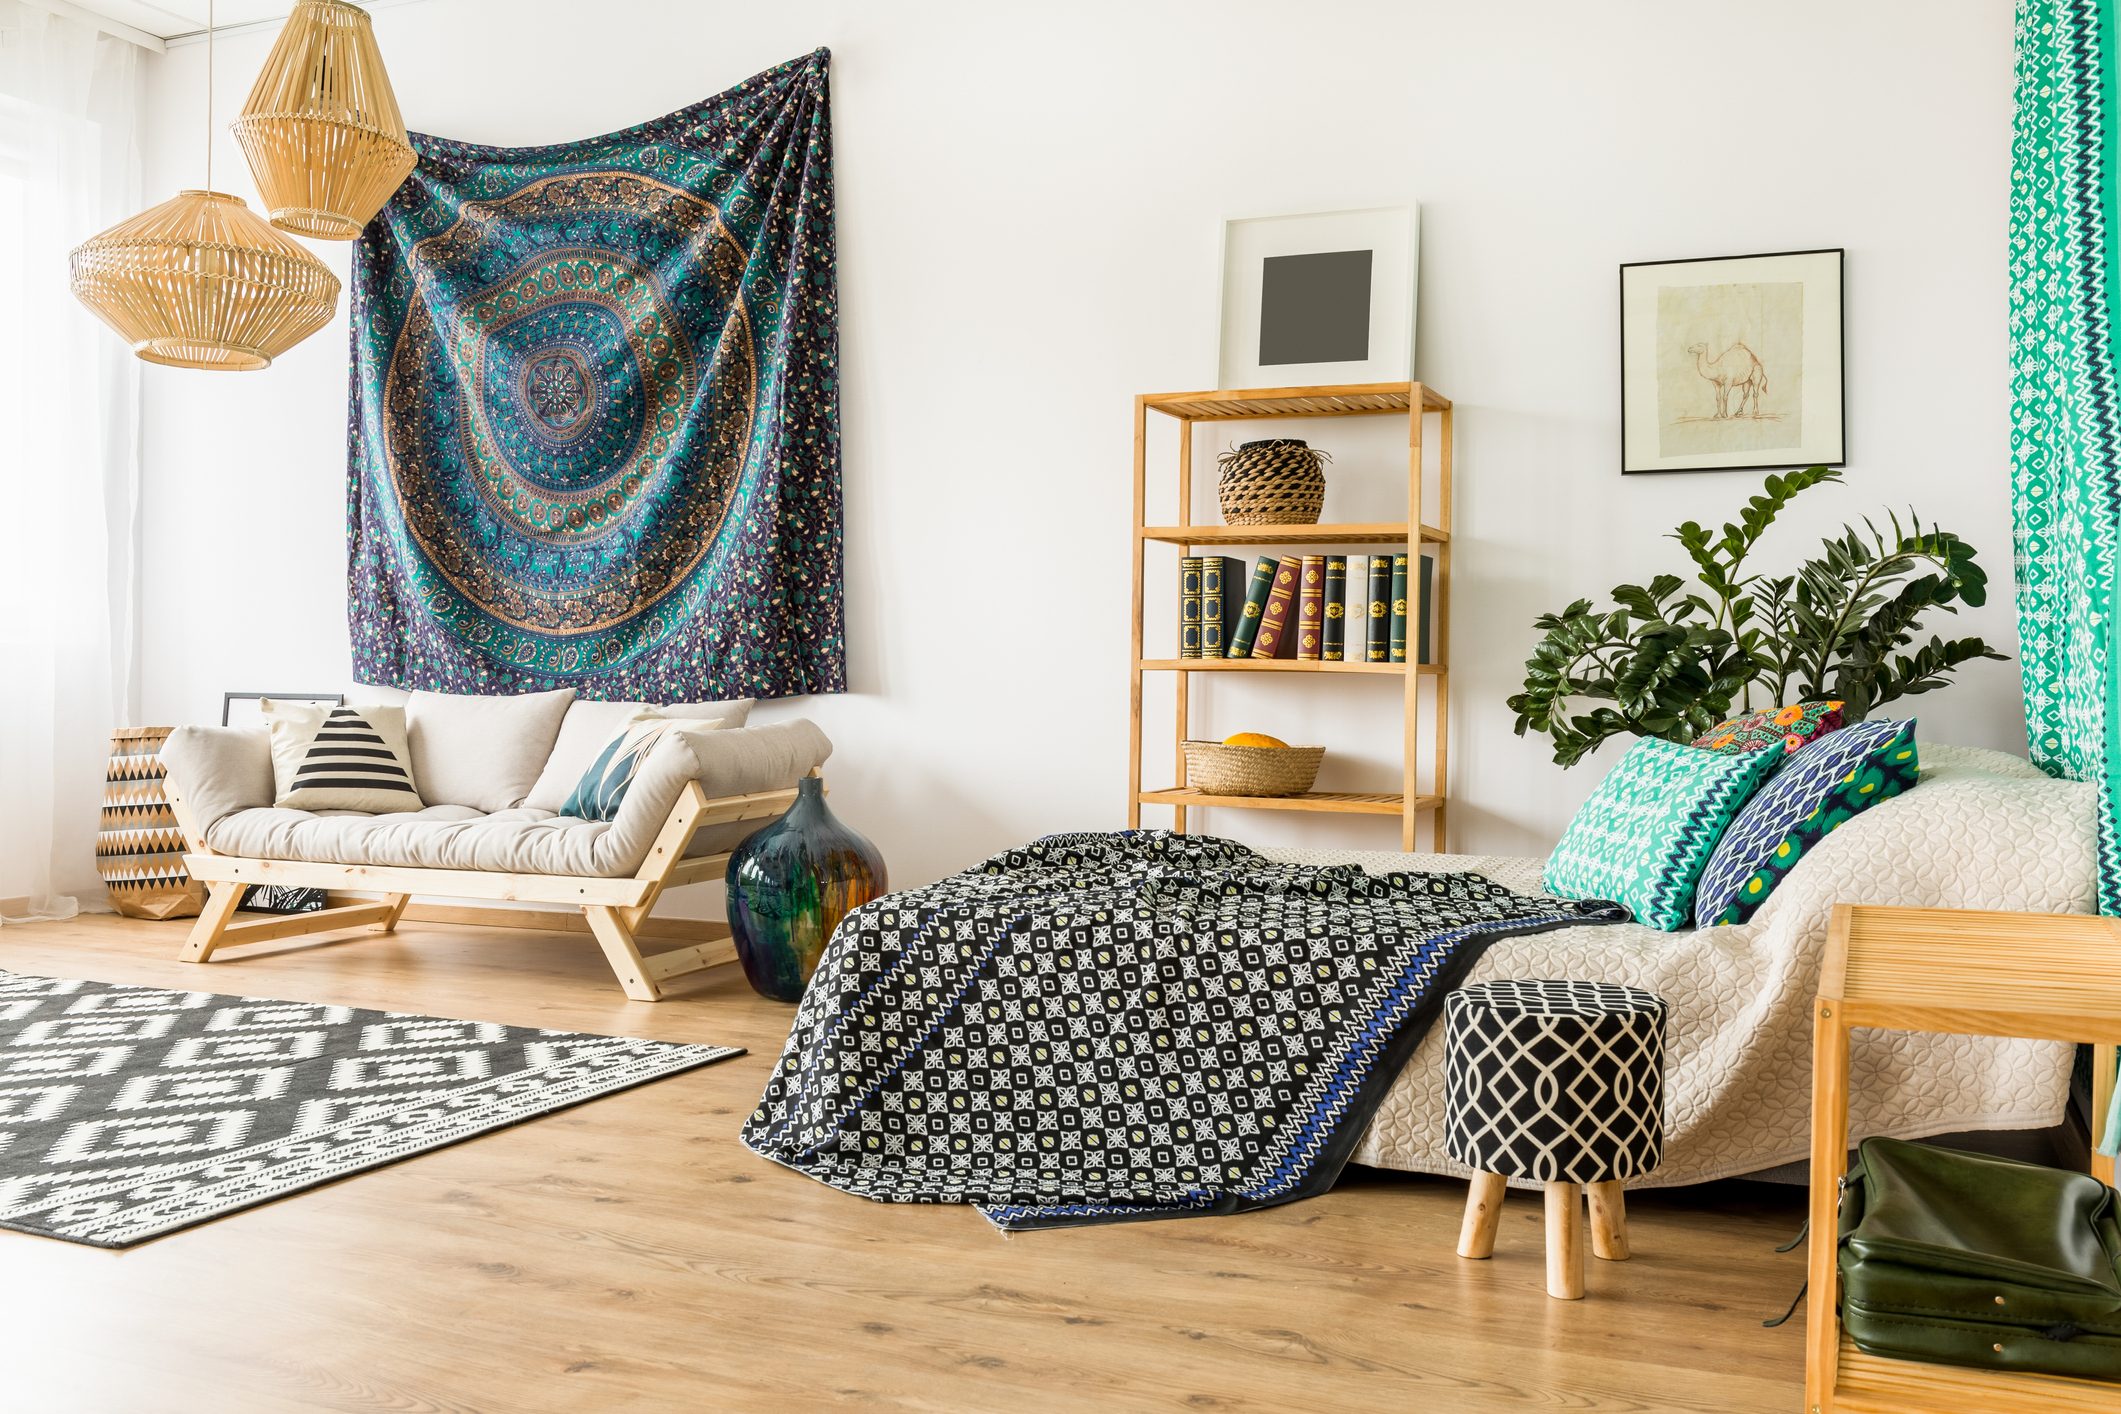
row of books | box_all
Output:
[1179,553,1433,663]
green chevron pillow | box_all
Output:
[558,712,727,822]
[1544,735,1782,930]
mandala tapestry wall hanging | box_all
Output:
[347,49,842,699]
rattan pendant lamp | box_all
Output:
[232,0,417,240]
[68,1,339,370]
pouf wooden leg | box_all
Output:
[1544,1181,1585,1300]
[1587,1179,1630,1261]
[1457,1171,1508,1259]
[1443,979,1669,1301]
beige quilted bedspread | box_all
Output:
[1261,744,2093,1188]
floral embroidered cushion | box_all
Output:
[1544,736,1782,931]
[1692,700,1845,756]
[1693,719,1920,928]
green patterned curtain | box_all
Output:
[2012,0,2121,1153]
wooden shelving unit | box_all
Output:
[1126,380,1452,851]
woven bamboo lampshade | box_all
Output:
[68,0,341,370]
[231,0,417,240]
[68,190,341,370]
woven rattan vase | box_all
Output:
[1215,439,1328,525]
[1182,741,1325,797]
[232,0,417,240]
[96,727,205,920]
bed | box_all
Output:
[1260,743,2095,1188]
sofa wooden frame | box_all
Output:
[161,771,814,1002]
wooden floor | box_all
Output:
[0,915,1811,1412]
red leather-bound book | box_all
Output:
[1295,555,1326,662]
[1248,557,1303,659]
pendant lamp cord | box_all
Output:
[204,0,213,190]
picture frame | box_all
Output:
[1619,248,1845,475]
[1217,205,1418,389]
[221,690,343,729]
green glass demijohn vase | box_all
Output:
[724,775,885,1002]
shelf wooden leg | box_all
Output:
[1587,1179,1629,1261]
[1457,1171,1508,1259]
[2092,1042,2115,1186]
[1544,1181,1585,1300]
[1805,976,1855,1410]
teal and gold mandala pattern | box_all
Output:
[349,49,841,698]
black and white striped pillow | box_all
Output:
[262,701,425,814]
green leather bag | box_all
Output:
[1837,1136,2121,1381]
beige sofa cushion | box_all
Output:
[524,696,757,811]
[403,687,575,813]
[159,725,273,835]
[199,718,835,879]
[207,803,622,877]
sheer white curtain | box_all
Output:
[0,3,140,922]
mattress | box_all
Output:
[1259,743,2092,1188]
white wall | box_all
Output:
[133,0,2023,901]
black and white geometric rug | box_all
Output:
[0,969,740,1247]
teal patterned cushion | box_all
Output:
[559,714,723,821]
[1544,736,1782,930]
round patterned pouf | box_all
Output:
[1443,979,1667,1300]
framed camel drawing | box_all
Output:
[1619,248,1845,475]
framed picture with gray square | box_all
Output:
[1619,248,1846,474]
[1217,206,1417,388]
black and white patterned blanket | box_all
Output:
[742,831,1626,1229]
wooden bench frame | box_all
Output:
[1806,903,2120,1413]
[162,772,813,1001]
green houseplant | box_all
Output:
[1509,467,2006,766]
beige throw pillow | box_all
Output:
[400,687,575,812]
[261,700,424,814]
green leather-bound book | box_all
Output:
[1179,556,1203,660]
[1416,553,1433,664]
[1388,553,1410,664]
[1228,556,1278,660]
[1322,555,1347,661]
[1366,554,1392,662]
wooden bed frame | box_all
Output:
[162,772,812,1001]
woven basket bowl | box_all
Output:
[1182,741,1325,797]
[1215,439,1327,526]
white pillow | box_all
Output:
[261,700,424,814]
[524,697,756,811]
[403,687,575,813]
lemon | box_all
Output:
[1223,731,1288,749]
